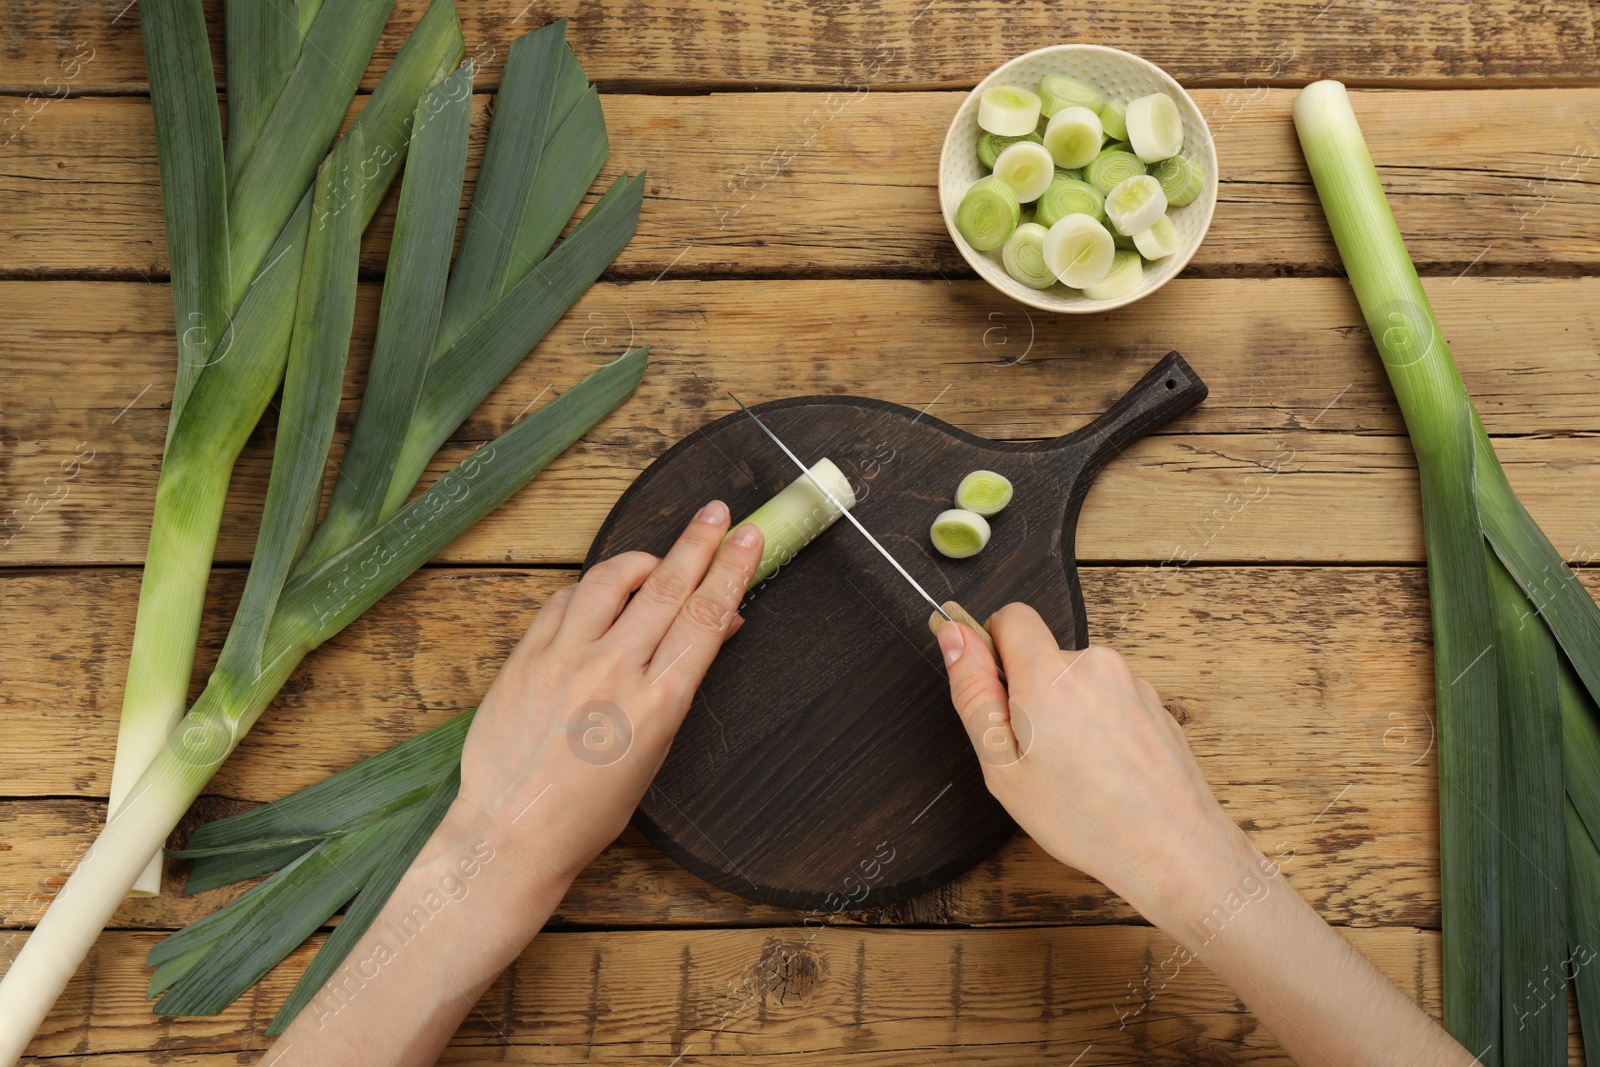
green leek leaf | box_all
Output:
[299,64,475,571]
[223,0,299,185]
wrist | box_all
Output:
[1124,821,1282,944]
[427,798,577,925]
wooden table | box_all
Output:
[3,0,1598,1061]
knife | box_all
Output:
[729,394,1000,665]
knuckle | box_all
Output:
[643,569,690,604]
[1079,644,1129,676]
[682,591,731,631]
[949,671,993,710]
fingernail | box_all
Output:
[731,522,760,547]
[938,622,964,666]
[696,500,728,525]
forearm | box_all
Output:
[262,803,572,1066]
[1125,829,1473,1067]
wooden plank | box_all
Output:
[5,276,1600,567]
[12,925,1463,1063]
[5,90,1600,279]
[5,0,1596,94]
[0,564,1477,929]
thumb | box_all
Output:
[937,621,1020,766]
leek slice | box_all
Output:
[1131,214,1179,259]
[1000,223,1055,289]
[1042,106,1103,170]
[954,175,1021,251]
[931,509,990,559]
[977,85,1042,136]
[977,129,1042,169]
[1085,146,1147,195]
[734,458,857,586]
[1034,176,1105,229]
[1039,73,1104,117]
[1125,92,1184,163]
[1153,153,1205,208]
[1082,249,1144,300]
[1098,99,1129,142]
[992,140,1056,202]
[955,471,1013,516]
[1105,174,1167,235]
[1042,213,1115,288]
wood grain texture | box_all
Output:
[6,90,1600,279]
[13,925,1466,1063]
[5,0,1597,95]
[5,277,1600,568]
[0,563,1476,928]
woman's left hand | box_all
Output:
[453,499,763,895]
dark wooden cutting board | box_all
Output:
[584,351,1207,910]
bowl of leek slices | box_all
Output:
[939,45,1218,313]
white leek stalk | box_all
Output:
[1104,174,1167,235]
[1042,106,1103,170]
[735,457,857,585]
[955,176,1020,251]
[1132,214,1179,259]
[954,470,1013,516]
[1000,223,1055,289]
[1082,249,1144,300]
[991,140,1056,202]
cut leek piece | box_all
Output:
[1098,99,1129,142]
[977,85,1042,136]
[1105,174,1167,235]
[1153,153,1205,208]
[1085,146,1147,195]
[1082,249,1143,300]
[955,176,1021,251]
[977,129,1042,169]
[992,140,1056,202]
[1054,166,1083,182]
[1042,106,1103,170]
[1039,73,1104,118]
[1132,214,1179,259]
[1034,176,1105,229]
[955,471,1013,517]
[1042,213,1115,288]
[734,458,857,586]
[1000,222,1055,289]
[1125,92,1184,163]
[931,509,991,559]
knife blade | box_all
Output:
[729,394,999,665]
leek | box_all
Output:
[1039,74,1104,117]
[1034,176,1105,230]
[1124,92,1183,163]
[955,176,1021,251]
[1104,174,1167,235]
[1082,249,1144,301]
[1085,146,1147,195]
[1293,78,1599,1064]
[977,129,1041,170]
[1152,153,1204,208]
[1131,214,1179,260]
[1000,223,1055,290]
[108,0,463,898]
[954,471,1013,517]
[991,140,1056,202]
[0,14,647,1056]
[734,457,857,586]
[1098,99,1129,143]
[1041,106,1103,170]
[977,85,1041,136]
[1042,213,1114,288]
[930,509,991,559]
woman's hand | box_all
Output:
[454,499,764,895]
[936,603,1247,922]
[936,606,1474,1066]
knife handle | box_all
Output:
[927,601,1000,665]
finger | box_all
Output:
[645,522,764,698]
[939,620,1014,755]
[1135,677,1162,710]
[607,500,732,660]
[557,551,660,644]
[520,584,576,655]
[986,602,1067,680]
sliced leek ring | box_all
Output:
[1131,214,1180,259]
[1125,92,1184,163]
[1082,249,1144,300]
[954,176,1021,251]
[930,508,991,559]
[1000,223,1055,289]
[1039,73,1105,118]
[992,140,1056,202]
[1041,106,1104,170]
[1104,174,1167,236]
[978,85,1043,137]
[1152,153,1205,208]
[1042,213,1115,288]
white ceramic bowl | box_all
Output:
[939,45,1218,314]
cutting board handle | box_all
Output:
[1052,350,1207,482]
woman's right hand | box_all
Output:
[935,604,1260,925]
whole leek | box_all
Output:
[1294,80,1596,1065]
[0,13,647,1060]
